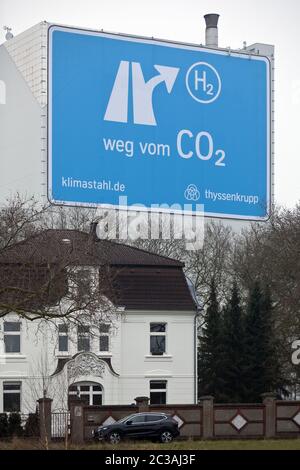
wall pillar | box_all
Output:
[135,396,149,413]
[70,399,85,444]
[262,392,277,438]
[38,397,52,444]
[200,395,214,439]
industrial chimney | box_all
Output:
[204,14,219,48]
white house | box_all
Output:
[0,228,198,413]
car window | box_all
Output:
[146,414,165,422]
[130,415,146,424]
[129,415,147,424]
[116,415,132,423]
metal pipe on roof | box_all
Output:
[204,13,219,48]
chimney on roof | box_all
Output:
[89,222,98,241]
[204,13,219,48]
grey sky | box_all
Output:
[1,0,300,208]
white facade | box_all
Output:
[0,22,48,204]
[0,308,196,413]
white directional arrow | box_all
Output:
[132,62,180,125]
[153,65,180,93]
[103,61,180,126]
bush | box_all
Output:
[0,413,8,438]
[8,413,23,437]
[24,413,39,437]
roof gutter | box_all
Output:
[194,307,202,404]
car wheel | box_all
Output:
[160,430,174,443]
[108,431,122,444]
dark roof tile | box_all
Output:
[0,230,183,267]
[110,266,197,311]
[0,229,196,311]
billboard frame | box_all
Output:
[47,24,273,221]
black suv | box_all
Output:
[92,412,180,444]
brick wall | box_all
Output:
[214,404,264,438]
[66,395,300,443]
[276,401,300,436]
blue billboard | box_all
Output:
[48,25,271,220]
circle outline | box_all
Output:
[185,61,222,104]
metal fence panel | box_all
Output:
[51,411,70,439]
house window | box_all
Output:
[150,380,167,404]
[68,382,102,406]
[58,324,68,352]
[77,325,90,352]
[4,321,21,353]
[3,382,21,412]
[150,323,166,355]
[99,324,110,352]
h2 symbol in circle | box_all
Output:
[186,62,221,104]
[104,61,180,126]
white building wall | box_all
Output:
[120,311,195,404]
[0,308,196,412]
[4,22,48,106]
[0,46,46,204]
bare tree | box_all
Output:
[24,348,83,449]
[0,195,117,330]
[0,194,48,250]
[183,221,234,307]
[117,212,186,259]
[232,204,300,334]
[125,218,235,308]
[41,205,97,232]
